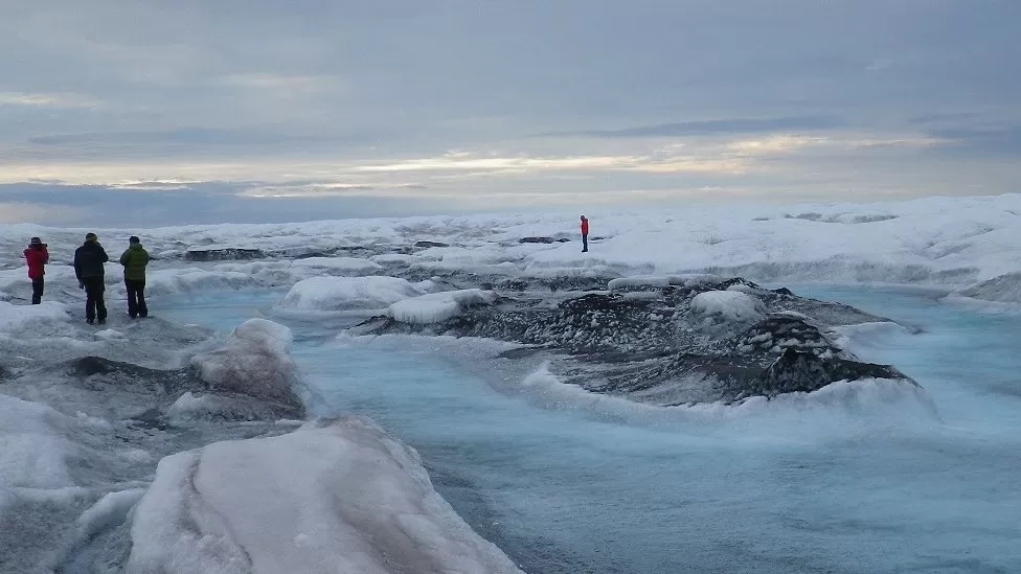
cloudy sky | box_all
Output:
[1,0,1019,225]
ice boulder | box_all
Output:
[125,417,524,574]
[190,319,299,406]
[387,289,497,324]
[278,276,422,312]
[690,290,766,322]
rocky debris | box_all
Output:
[518,236,571,244]
[270,247,341,259]
[732,314,845,358]
[496,275,619,293]
[733,347,909,400]
[184,248,266,262]
[65,356,194,395]
[354,276,915,404]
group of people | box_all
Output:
[24,233,150,325]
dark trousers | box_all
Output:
[82,277,107,322]
[125,279,148,318]
[31,278,44,304]
[582,234,589,252]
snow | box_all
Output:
[0,301,70,336]
[371,253,419,266]
[165,391,228,420]
[388,289,497,324]
[690,290,766,321]
[94,328,127,340]
[75,488,146,541]
[289,256,383,275]
[0,394,77,491]
[145,267,258,296]
[125,417,523,574]
[278,276,423,312]
[607,275,687,291]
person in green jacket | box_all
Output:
[120,236,150,318]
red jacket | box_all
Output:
[580,218,589,235]
[24,246,48,279]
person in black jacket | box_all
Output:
[74,232,109,324]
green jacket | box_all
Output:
[120,244,150,281]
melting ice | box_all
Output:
[3,194,1021,573]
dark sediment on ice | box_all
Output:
[351,275,916,405]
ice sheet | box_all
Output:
[5,193,1021,303]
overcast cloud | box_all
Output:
[1,0,1019,225]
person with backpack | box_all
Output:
[23,237,49,304]
[74,232,109,325]
[120,236,150,319]
[580,215,590,252]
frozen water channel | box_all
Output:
[161,286,1021,574]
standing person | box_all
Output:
[74,232,109,325]
[580,215,590,253]
[23,237,49,304]
[120,236,150,319]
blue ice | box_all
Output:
[161,287,1021,574]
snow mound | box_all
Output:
[0,301,69,336]
[388,289,497,324]
[278,276,423,312]
[125,417,523,574]
[191,319,298,404]
[290,256,383,275]
[690,290,766,322]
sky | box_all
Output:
[1,0,1020,226]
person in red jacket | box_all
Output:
[24,237,49,304]
[580,215,589,252]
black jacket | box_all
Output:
[74,241,109,280]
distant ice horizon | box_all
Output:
[5,188,1020,229]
